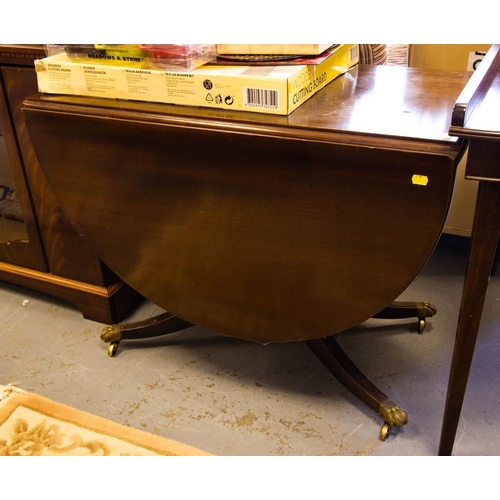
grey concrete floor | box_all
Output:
[1,234,500,456]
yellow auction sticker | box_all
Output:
[412,175,429,186]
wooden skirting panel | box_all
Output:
[0,261,143,325]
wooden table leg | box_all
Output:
[307,336,408,440]
[438,181,500,455]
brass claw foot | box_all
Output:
[374,301,437,334]
[415,302,437,334]
[101,325,123,357]
[419,302,438,316]
[100,312,193,357]
[101,324,123,343]
[378,401,408,441]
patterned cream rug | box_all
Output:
[0,384,212,456]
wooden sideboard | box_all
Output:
[0,45,143,323]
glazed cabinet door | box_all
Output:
[0,67,47,270]
[2,66,115,286]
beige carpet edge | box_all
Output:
[0,384,212,456]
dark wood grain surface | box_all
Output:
[23,65,470,343]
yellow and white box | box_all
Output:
[35,44,359,115]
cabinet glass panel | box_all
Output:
[0,125,29,243]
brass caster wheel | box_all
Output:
[418,317,426,334]
[380,423,391,441]
[107,342,119,357]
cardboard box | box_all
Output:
[35,44,359,115]
[45,44,217,71]
[409,44,491,71]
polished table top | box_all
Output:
[27,64,468,146]
[23,65,471,344]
